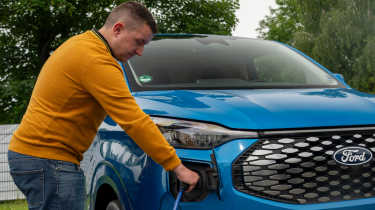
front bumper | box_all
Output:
[161,139,375,210]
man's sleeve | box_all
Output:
[81,57,181,171]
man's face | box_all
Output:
[112,22,153,62]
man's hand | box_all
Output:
[173,163,200,192]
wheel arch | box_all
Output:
[90,161,132,210]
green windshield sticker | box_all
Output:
[139,75,152,83]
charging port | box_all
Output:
[170,161,218,202]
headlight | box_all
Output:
[151,117,258,149]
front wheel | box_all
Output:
[106,200,123,210]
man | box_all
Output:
[8,2,199,210]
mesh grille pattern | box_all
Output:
[232,129,375,204]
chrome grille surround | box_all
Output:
[232,128,375,204]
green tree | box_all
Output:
[144,0,239,35]
[311,4,368,80]
[0,0,122,124]
[0,0,239,124]
[257,0,375,93]
[257,0,303,44]
[309,0,374,90]
[257,0,338,45]
[352,36,375,92]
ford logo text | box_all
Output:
[333,147,373,165]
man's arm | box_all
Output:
[82,57,199,189]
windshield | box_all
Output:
[127,35,341,90]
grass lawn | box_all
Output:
[0,200,27,210]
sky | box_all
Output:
[232,0,278,38]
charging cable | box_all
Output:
[173,183,188,210]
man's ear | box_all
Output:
[112,22,124,35]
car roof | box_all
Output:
[152,33,260,41]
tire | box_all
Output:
[106,200,123,210]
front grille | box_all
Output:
[232,128,375,204]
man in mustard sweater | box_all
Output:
[7,2,199,210]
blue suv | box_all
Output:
[81,34,375,210]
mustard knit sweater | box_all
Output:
[9,30,181,171]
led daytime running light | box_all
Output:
[152,117,258,149]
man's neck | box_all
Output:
[94,28,115,58]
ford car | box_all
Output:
[81,34,375,210]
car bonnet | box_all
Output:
[133,88,375,130]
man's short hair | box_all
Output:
[104,1,157,33]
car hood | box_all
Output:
[133,88,375,130]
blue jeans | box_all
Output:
[8,150,86,210]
